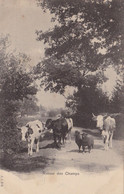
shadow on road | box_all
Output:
[93,144,103,150]
[67,149,80,153]
[1,154,55,173]
[68,145,103,153]
[40,142,57,149]
[82,129,100,138]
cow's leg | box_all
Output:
[104,135,109,150]
[61,134,64,144]
[56,136,61,148]
[30,138,34,155]
[88,146,91,153]
[53,133,57,144]
[68,131,71,143]
[78,146,81,152]
[54,134,60,148]
[62,135,65,144]
[104,141,108,150]
[27,137,31,155]
[28,142,31,155]
[109,132,113,148]
[82,146,85,153]
[36,139,39,153]
[60,136,63,145]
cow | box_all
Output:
[18,120,46,155]
[45,117,72,147]
[92,114,116,150]
[102,116,116,150]
[56,114,73,142]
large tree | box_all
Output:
[35,0,123,94]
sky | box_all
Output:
[0,0,66,108]
[0,0,53,64]
[0,0,119,108]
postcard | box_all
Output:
[0,0,123,194]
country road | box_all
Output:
[35,127,123,172]
[9,126,123,175]
[0,126,123,194]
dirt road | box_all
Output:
[1,127,123,194]
[38,128,123,172]
[11,127,123,175]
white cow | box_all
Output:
[102,116,116,150]
[65,118,73,142]
[19,120,46,155]
[92,114,116,150]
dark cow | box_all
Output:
[45,118,69,147]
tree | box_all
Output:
[36,0,123,94]
[0,36,37,157]
[35,0,123,126]
[66,75,110,127]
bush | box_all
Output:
[114,113,124,139]
[72,112,95,128]
[1,101,21,153]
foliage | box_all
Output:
[109,80,124,113]
[38,0,123,60]
[36,0,123,92]
[66,75,110,127]
[1,101,21,152]
[0,35,38,154]
[35,0,123,128]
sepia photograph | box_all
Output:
[0,0,123,193]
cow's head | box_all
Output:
[18,126,28,141]
[39,122,48,138]
[92,114,104,131]
[45,119,53,130]
[25,124,33,139]
[42,122,47,131]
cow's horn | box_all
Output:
[103,114,107,118]
[92,113,95,117]
[17,126,21,130]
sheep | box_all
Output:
[74,131,94,153]
[74,131,83,152]
[81,132,94,153]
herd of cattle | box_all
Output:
[18,114,116,155]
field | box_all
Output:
[0,114,123,176]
